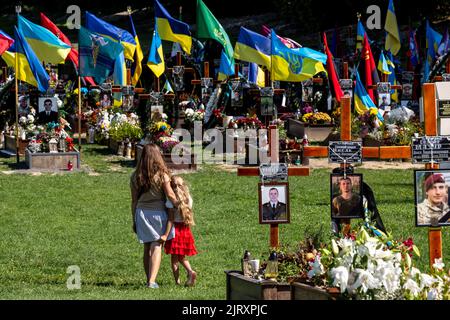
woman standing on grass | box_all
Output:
[130,144,179,288]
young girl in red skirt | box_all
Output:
[162,176,197,286]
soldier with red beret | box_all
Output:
[417,174,450,225]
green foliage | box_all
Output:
[109,122,143,142]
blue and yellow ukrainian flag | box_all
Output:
[356,20,366,50]
[113,51,127,86]
[354,70,383,122]
[248,62,265,87]
[147,26,165,78]
[128,11,144,86]
[86,11,136,61]
[271,29,326,82]
[377,51,391,75]
[17,15,71,64]
[154,0,192,55]
[386,51,398,102]
[423,20,443,82]
[233,27,271,68]
[10,27,50,92]
[217,49,235,81]
[384,0,401,55]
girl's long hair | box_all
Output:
[171,176,195,226]
[135,144,171,193]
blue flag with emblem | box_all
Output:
[78,26,124,84]
[86,11,136,61]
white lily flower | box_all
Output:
[403,278,420,297]
[420,274,436,289]
[432,258,445,271]
[331,266,349,293]
[351,268,380,293]
[331,239,339,256]
[337,238,355,255]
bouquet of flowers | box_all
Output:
[108,112,143,142]
[95,109,113,142]
[148,121,173,137]
[228,115,265,130]
[301,112,332,125]
[156,135,180,154]
[18,114,38,139]
[307,224,450,300]
[184,107,205,127]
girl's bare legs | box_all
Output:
[148,241,162,284]
[179,255,197,286]
[143,243,151,284]
[171,255,181,285]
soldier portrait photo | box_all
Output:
[330,174,364,219]
[259,183,290,224]
[415,170,450,227]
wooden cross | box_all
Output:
[166,52,197,95]
[237,124,310,249]
[423,82,443,269]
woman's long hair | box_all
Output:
[171,176,195,226]
[135,144,170,193]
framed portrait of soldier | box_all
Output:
[38,97,59,124]
[414,170,450,227]
[378,93,391,109]
[402,83,413,100]
[377,82,391,94]
[230,79,243,108]
[330,174,364,219]
[258,182,290,224]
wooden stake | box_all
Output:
[156,76,160,92]
[423,83,437,136]
[429,227,442,269]
[78,76,82,151]
[204,61,209,78]
[343,62,348,79]
[340,96,351,141]
[126,68,131,86]
[177,51,182,66]
[423,82,442,268]
[234,63,239,79]
[270,224,279,248]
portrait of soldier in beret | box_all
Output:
[417,172,450,226]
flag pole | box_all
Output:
[14,37,19,164]
[14,5,21,164]
[78,75,82,151]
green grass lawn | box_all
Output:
[0,144,448,299]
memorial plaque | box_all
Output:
[329,141,362,164]
[438,100,450,117]
[259,163,288,182]
[412,136,450,163]
[121,85,134,96]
